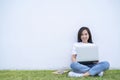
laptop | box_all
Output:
[74,43,99,64]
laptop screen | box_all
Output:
[74,43,99,62]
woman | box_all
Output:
[68,27,110,77]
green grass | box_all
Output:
[0,70,120,80]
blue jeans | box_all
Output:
[70,61,110,76]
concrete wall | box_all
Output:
[0,0,120,70]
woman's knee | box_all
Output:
[70,62,79,69]
[100,61,110,70]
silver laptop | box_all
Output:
[74,43,99,62]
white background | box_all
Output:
[0,0,120,70]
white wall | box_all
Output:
[0,0,120,70]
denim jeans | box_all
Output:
[70,61,110,76]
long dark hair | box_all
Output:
[78,27,93,43]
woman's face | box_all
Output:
[81,29,89,43]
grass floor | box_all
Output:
[0,70,120,80]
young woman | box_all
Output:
[68,27,110,77]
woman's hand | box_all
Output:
[71,54,77,62]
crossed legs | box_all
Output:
[69,61,110,77]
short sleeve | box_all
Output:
[72,43,77,55]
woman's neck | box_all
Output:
[82,41,88,43]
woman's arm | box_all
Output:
[71,54,77,62]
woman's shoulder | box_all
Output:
[73,42,80,46]
[73,42,83,47]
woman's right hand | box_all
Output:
[71,54,77,62]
